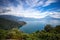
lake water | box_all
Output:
[20,19,60,33]
[20,21,45,33]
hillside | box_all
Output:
[0,18,26,30]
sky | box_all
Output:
[0,0,60,19]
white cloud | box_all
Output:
[0,0,59,19]
[26,0,57,7]
[21,9,49,18]
[0,5,48,18]
[26,0,38,7]
[43,0,56,7]
[0,0,50,18]
[26,0,44,8]
[49,12,60,18]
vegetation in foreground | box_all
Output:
[0,25,60,40]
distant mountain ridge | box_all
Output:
[0,15,60,21]
[0,15,41,21]
[0,15,23,21]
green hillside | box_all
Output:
[0,18,26,30]
[0,24,60,40]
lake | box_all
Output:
[20,21,46,33]
[20,20,60,33]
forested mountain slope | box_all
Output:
[0,18,26,30]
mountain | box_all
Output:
[0,15,23,21]
[0,15,41,21]
[43,16,60,20]
[20,16,60,21]
[0,18,26,30]
[0,15,60,21]
[0,15,60,30]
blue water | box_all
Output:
[20,21,48,33]
[20,19,60,33]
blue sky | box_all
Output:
[0,0,60,18]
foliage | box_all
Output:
[0,25,60,40]
[44,24,53,32]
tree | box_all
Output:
[54,25,60,33]
[44,24,53,32]
[0,29,7,39]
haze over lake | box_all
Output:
[20,19,60,33]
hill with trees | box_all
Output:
[0,18,26,30]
